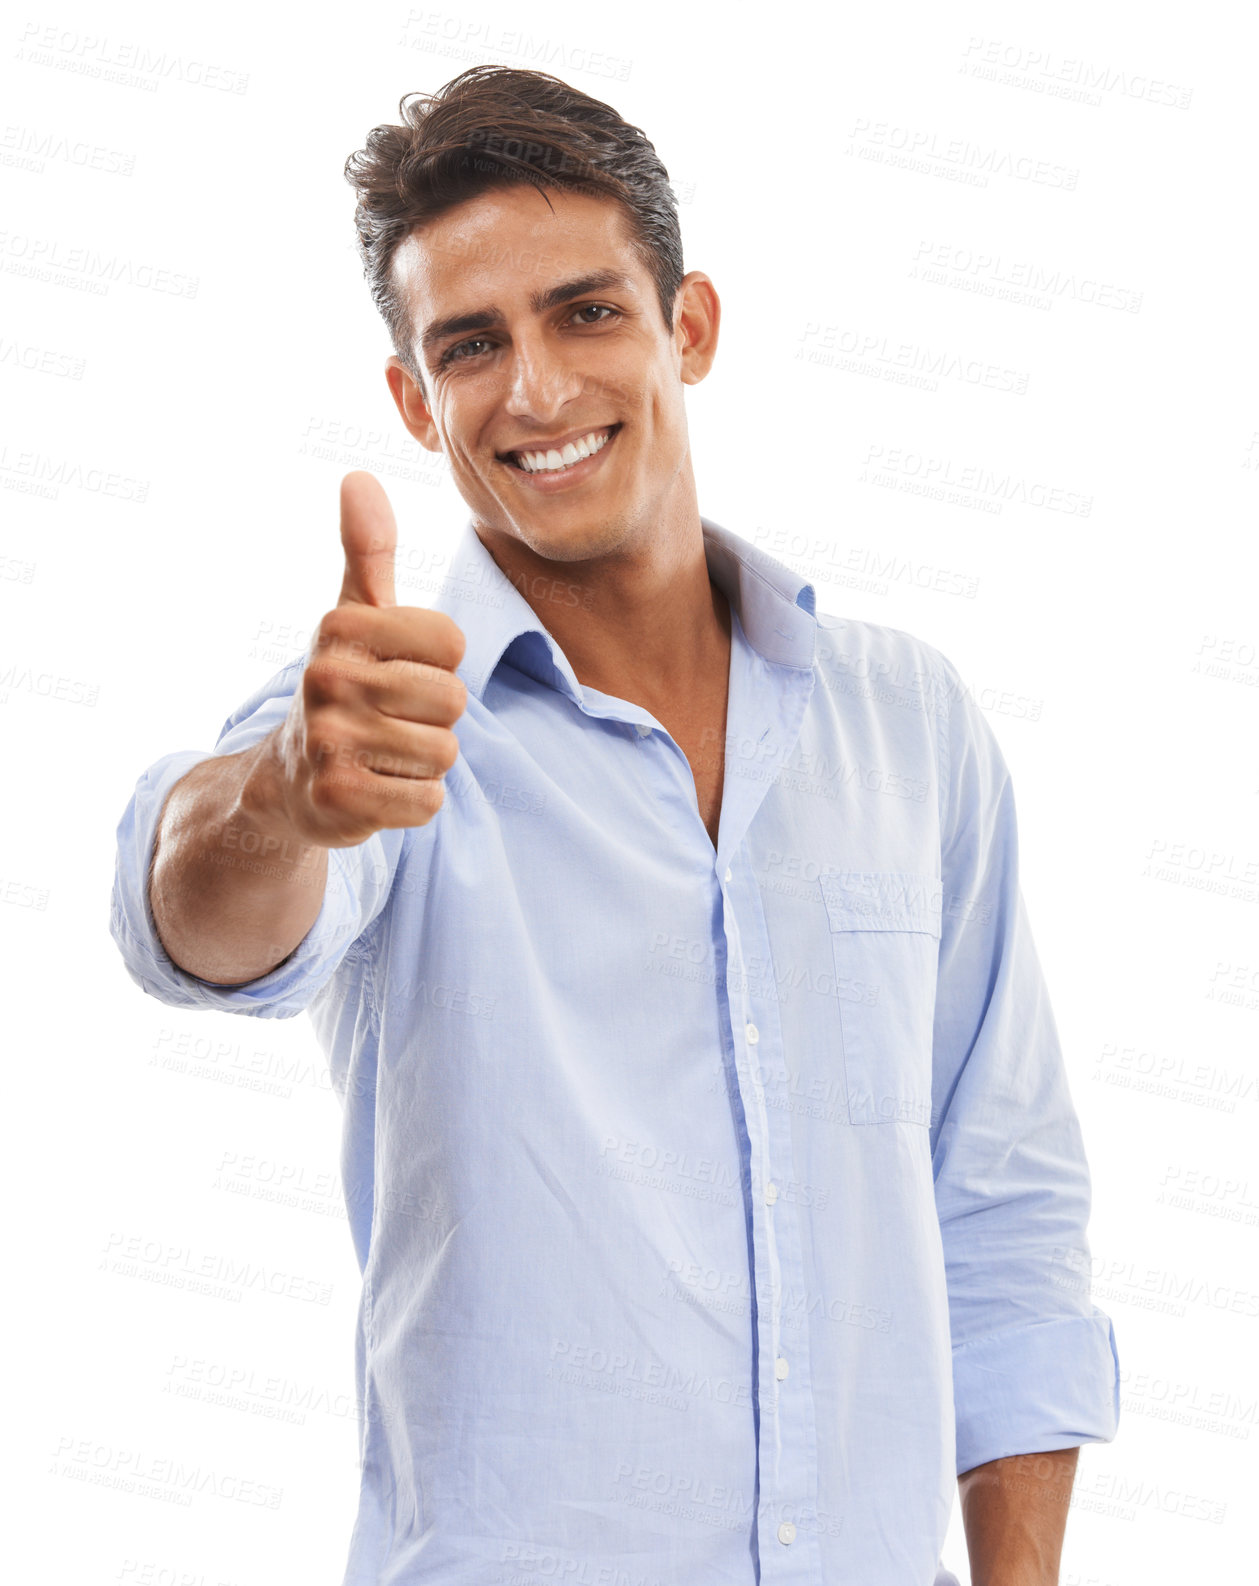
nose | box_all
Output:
[503,327,585,428]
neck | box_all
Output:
[474,497,733,715]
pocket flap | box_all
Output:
[819,871,943,936]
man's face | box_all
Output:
[385,183,717,562]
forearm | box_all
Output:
[958,1446,1079,1586]
[148,731,329,984]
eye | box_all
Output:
[437,304,619,370]
[440,336,493,369]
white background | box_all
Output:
[3,1,1257,1582]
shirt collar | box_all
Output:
[430,514,818,706]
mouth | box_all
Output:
[496,423,621,485]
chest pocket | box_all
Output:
[819,871,942,1126]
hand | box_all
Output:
[260,470,468,847]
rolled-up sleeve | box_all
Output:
[109,658,404,1020]
[928,653,1120,1474]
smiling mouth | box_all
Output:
[498,423,621,475]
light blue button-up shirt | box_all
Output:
[110,514,1119,1585]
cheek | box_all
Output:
[434,403,472,463]
[436,389,496,461]
[646,389,684,446]
[433,389,456,435]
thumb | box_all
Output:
[337,470,397,608]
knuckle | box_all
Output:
[306,772,343,815]
[305,718,353,771]
[316,608,376,666]
[307,658,366,708]
[304,654,340,697]
[316,606,354,644]
[300,720,327,764]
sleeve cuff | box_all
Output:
[952,1308,1120,1474]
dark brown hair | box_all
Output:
[343,65,684,384]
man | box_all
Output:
[110,65,1119,1586]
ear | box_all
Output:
[385,356,443,452]
[674,271,721,387]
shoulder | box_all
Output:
[811,608,960,719]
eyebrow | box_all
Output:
[418,269,634,361]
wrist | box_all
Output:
[227,732,328,875]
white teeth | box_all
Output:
[513,427,613,473]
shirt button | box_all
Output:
[635,722,651,737]
[777,1521,796,1545]
[745,1022,759,1044]
[765,1181,779,1205]
[724,867,732,882]
[775,1356,789,1380]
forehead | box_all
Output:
[392,184,645,324]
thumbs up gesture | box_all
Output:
[267,472,468,846]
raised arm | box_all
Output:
[144,471,468,986]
